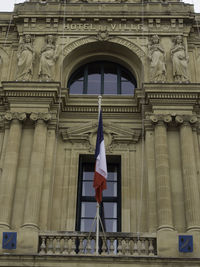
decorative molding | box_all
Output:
[63,36,146,59]
[63,106,137,113]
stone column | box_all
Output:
[22,112,51,230]
[177,115,200,231]
[145,121,157,232]
[0,112,26,229]
[151,115,174,231]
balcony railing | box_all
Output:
[39,232,157,256]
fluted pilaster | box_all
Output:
[178,116,200,231]
[150,115,174,231]
[145,122,157,232]
[22,112,51,230]
[0,112,26,229]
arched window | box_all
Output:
[68,61,137,95]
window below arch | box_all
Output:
[68,61,137,95]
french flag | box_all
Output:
[93,110,107,203]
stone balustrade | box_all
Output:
[39,232,157,256]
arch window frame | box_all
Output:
[68,61,137,95]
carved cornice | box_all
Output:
[63,105,137,113]
[30,112,52,122]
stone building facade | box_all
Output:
[0,0,200,266]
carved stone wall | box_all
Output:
[0,0,200,265]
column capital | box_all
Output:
[149,114,172,126]
[30,112,51,122]
[175,115,198,127]
[4,112,27,122]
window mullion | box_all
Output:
[101,64,104,95]
[83,65,88,94]
[117,66,121,94]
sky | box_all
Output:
[0,0,199,13]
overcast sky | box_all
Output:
[0,0,199,12]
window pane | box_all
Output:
[83,171,94,180]
[104,203,117,218]
[104,73,117,94]
[82,181,95,196]
[104,62,117,94]
[87,63,101,94]
[107,167,117,181]
[105,219,117,232]
[81,202,96,218]
[70,81,83,94]
[81,219,96,232]
[103,182,117,197]
[87,74,101,94]
[121,81,134,95]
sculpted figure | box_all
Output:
[38,35,58,81]
[16,35,35,81]
[171,35,189,83]
[148,35,166,83]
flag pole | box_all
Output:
[96,95,102,255]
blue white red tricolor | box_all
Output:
[93,110,107,203]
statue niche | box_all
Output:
[38,35,59,81]
[148,35,166,83]
[171,35,190,83]
[16,35,35,81]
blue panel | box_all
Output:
[2,232,17,249]
[179,235,193,253]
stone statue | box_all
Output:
[171,35,189,83]
[16,35,35,81]
[38,35,59,81]
[148,35,166,83]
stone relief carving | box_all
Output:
[38,35,59,81]
[171,35,190,83]
[96,29,110,41]
[61,121,141,152]
[16,35,35,81]
[63,36,146,60]
[148,35,166,83]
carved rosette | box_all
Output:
[4,112,27,122]
[30,112,51,122]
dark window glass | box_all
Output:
[76,155,121,233]
[87,63,101,94]
[68,61,136,95]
